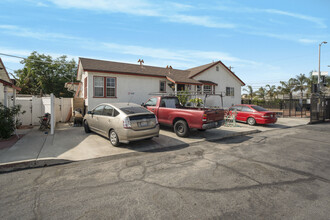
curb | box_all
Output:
[0,158,72,173]
[0,129,260,173]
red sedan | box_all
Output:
[228,104,277,126]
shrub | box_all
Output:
[0,103,25,139]
[189,98,203,107]
[177,89,190,106]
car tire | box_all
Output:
[247,117,256,126]
[109,130,120,147]
[174,120,190,137]
[84,120,91,133]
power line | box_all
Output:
[0,52,75,65]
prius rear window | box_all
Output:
[120,107,150,115]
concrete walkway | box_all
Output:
[0,117,309,172]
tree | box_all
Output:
[15,51,77,97]
[266,84,276,100]
[256,87,267,101]
[279,78,296,99]
[243,85,254,101]
[292,73,309,100]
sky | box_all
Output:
[0,0,330,90]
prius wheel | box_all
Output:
[109,130,120,147]
[174,120,190,137]
[84,120,91,133]
[247,117,256,126]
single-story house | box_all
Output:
[0,58,21,107]
[75,58,245,110]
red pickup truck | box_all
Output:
[143,96,224,137]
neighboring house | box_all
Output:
[0,58,21,107]
[75,58,245,110]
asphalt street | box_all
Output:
[1,123,330,219]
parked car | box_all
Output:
[228,104,277,126]
[142,96,224,137]
[84,103,159,146]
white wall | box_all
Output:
[86,71,172,110]
[193,64,243,108]
[16,96,72,125]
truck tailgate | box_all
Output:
[205,109,224,122]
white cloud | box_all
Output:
[263,9,326,29]
[215,5,326,29]
[47,0,236,29]
[0,24,80,41]
[298,38,318,44]
[167,15,235,29]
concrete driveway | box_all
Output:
[0,117,309,172]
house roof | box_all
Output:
[187,61,245,86]
[79,57,201,84]
[78,57,245,86]
[0,58,21,91]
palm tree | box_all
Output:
[280,78,296,99]
[243,85,254,101]
[256,87,267,101]
[306,71,317,98]
[266,84,276,100]
[293,73,309,100]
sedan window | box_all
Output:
[93,105,104,115]
[242,106,253,112]
[103,105,114,116]
[251,106,267,112]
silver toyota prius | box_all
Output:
[83,103,159,146]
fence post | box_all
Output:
[51,93,55,135]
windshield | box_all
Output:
[120,107,151,115]
[251,106,268,112]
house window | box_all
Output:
[203,85,212,94]
[106,78,116,97]
[226,87,234,96]
[94,77,104,97]
[160,81,166,92]
[197,85,202,93]
[93,76,117,98]
[216,66,219,71]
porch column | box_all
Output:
[13,88,16,106]
[174,84,177,95]
[4,86,8,107]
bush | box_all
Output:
[0,103,25,139]
[189,98,203,107]
[177,89,190,106]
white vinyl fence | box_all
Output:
[16,95,72,126]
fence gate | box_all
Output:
[310,94,328,123]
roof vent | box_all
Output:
[137,59,144,67]
[166,65,173,74]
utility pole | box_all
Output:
[318,41,327,87]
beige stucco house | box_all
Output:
[75,58,245,110]
[0,58,21,107]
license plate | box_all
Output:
[139,121,148,127]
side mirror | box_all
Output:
[141,103,147,107]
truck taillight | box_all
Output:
[202,114,207,122]
[155,116,159,125]
[123,117,132,129]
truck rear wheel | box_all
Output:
[174,120,190,137]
